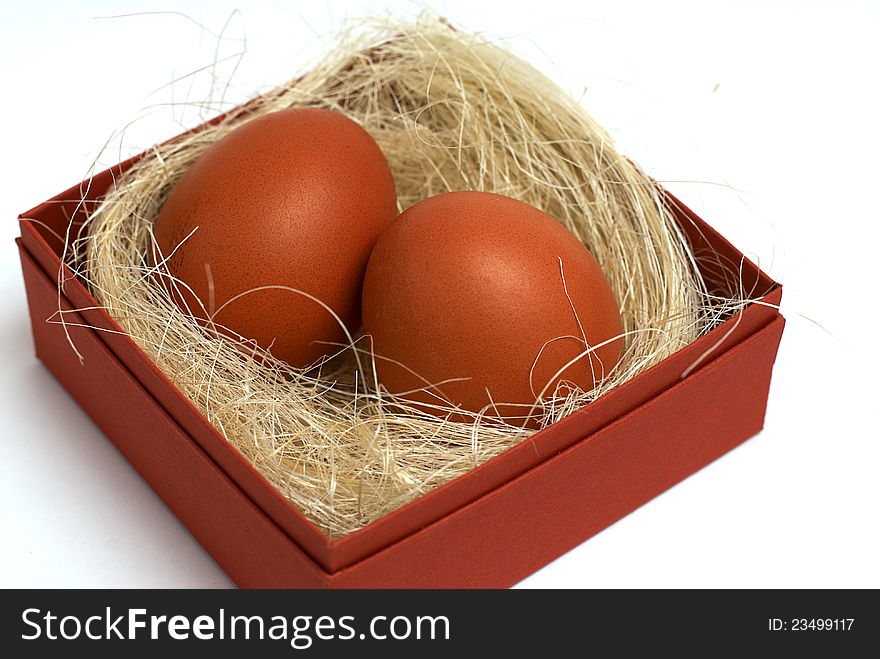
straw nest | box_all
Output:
[73,18,731,538]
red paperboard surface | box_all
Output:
[16,126,784,586]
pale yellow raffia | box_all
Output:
[73,18,737,538]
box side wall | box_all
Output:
[18,240,329,588]
[336,286,782,568]
[20,205,336,567]
[667,191,776,299]
[333,314,785,587]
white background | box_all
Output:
[1,0,878,588]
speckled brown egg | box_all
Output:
[153,108,397,368]
[362,191,623,426]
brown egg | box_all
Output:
[362,191,623,426]
[153,108,397,368]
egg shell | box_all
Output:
[153,108,397,368]
[362,191,623,425]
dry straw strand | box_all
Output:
[75,17,732,538]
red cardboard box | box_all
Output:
[16,120,784,588]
